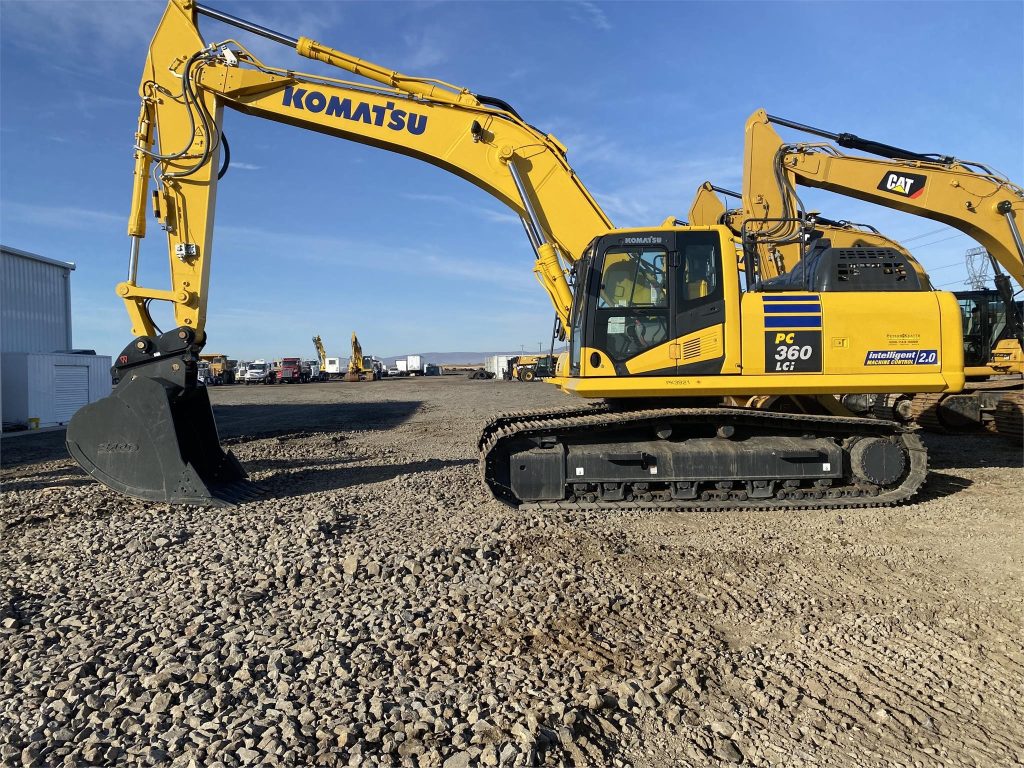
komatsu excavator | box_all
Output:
[70,0,984,508]
[689,110,1024,434]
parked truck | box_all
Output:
[243,360,276,385]
[278,357,305,384]
[406,354,424,376]
[197,360,213,386]
[199,353,236,384]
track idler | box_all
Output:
[66,328,259,506]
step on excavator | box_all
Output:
[689,110,1024,438]
[70,0,1009,508]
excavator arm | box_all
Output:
[122,0,611,340]
[67,0,612,506]
[312,335,327,371]
[731,109,1024,287]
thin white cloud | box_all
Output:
[399,28,448,71]
[1,1,160,69]
[1,201,122,230]
[214,223,536,291]
[572,1,612,31]
[229,162,262,171]
[400,192,519,225]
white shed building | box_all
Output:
[1,245,111,430]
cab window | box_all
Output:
[598,248,667,308]
[594,247,669,362]
[680,242,719,301]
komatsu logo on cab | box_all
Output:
[623,236,663,245]
[281,86,427,135]
[877,171,927,199]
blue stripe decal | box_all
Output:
[765,316,822,328]
[762,295,821,302]
[763,304,822,314]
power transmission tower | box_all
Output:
[964,246,992,290]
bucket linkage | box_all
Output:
[66,328,261,506]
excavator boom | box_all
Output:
[735,109,1024,286]
[71,7,1003,510]
[67,0,610,505]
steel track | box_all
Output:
[479,405,928,513]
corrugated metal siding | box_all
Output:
[1,247,73,353]
[54,365,90,421]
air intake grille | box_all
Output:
[835,249,910,282]
[683,338,701,359]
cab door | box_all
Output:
[589,244,673,375]
[670,231,727,373]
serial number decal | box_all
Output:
[864,349,938,366]
[764,331,822,373]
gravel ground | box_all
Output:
[2,376,1022,767]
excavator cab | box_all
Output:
[955,290,1024,371]
[569,228,732,378]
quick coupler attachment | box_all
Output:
[66,328,259,506]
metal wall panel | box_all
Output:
[1,246,74,353]
[1,352,111,427]
[54,365,90,422]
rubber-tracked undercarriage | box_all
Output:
[480,404,927,512]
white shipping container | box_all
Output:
[406,354,423,374]
[485,355,513,377]
[2,353,111,428]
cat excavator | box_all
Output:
[69,0,982,508]
[689,110,1024,435]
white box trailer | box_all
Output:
[406,354,424,375]
[1,352,111,428]
[396,359,408,374]
[323,356,345,380]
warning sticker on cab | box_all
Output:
[864,349,938,366]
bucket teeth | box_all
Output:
[209,481,266,505]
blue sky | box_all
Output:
[2,0,1021,360]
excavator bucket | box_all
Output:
[66,335,261,506]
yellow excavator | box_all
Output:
[312,334,328,381]
[70,1,992,508]
[689,110,1024,434]
[343,332,377,382]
